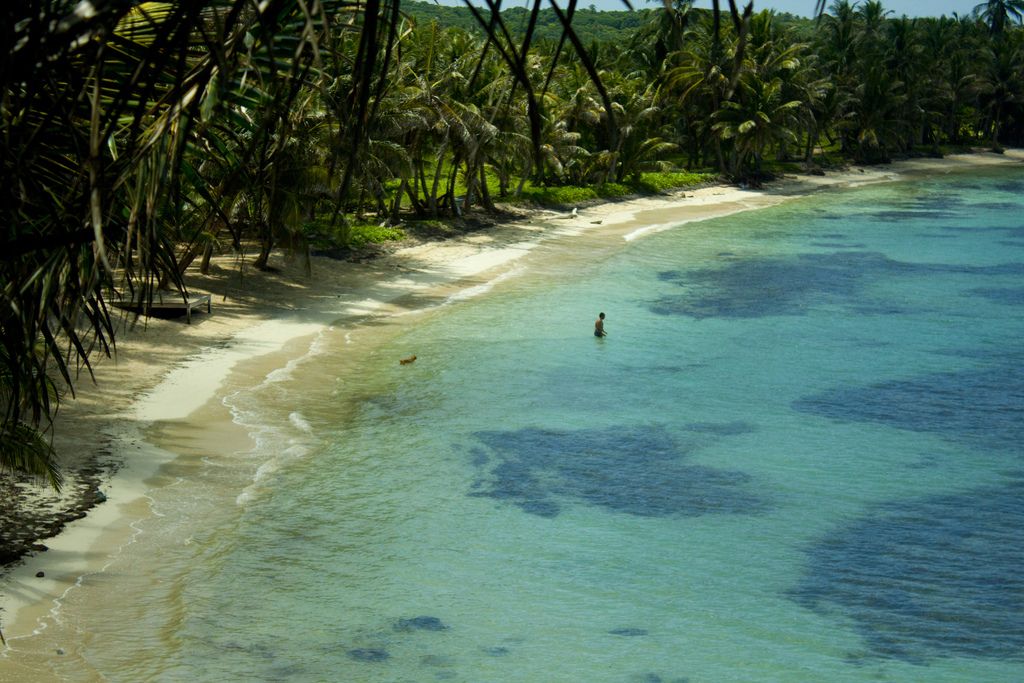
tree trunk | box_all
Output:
[497,163,509,197]
[714,137,727,176]
[514,162,530,198]
[406,178,425,216]
[391,177,407,223]
[479,162,496,212]
[804,122,818,165]
[200,242,214,274]
[254,226,274,270]
[157,243,198,290]
[355,186,367,220]
[445,151,462,215]
[606,150,620,184]
[463,157,477,213]
[418,164,431,210]
[429,142,447,219]
[990,106,1004,150]
[445,175,458,215]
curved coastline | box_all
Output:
[1,150,1021,678]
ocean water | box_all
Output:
[13,167,1024,682]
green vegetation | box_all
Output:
[2,0,1024,488]
[514,172,715,207]
[633,171,718,193]
[346,224,408,250]
[403,1,650,45]
[307,220,406,252]
[517,185,601,207]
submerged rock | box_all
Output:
[395,616,448,632]
[420,654,456,668]
[609,628,649,637]
[347,648,390,663]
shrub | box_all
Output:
[305,218,405,250]
[636,171,717,192]
[516,185,599,206]
[346,222,406,248]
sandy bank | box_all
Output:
[1,150,1021,668]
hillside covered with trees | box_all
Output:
[2,0,1023,484]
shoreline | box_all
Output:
[1,150,1021,659]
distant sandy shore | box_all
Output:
[1,150,1021,675]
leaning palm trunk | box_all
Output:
[478,163,497,212]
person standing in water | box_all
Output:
[594,312,607,338]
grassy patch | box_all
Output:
[595,182,632,198]
[514,184,600,206]
[633,171,717,192]
[346,222,406,248]
[508,171,717,208]
[305,217,405,250]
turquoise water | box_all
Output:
[63,169,1024,681]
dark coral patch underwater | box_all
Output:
[609,627,649,636]
[468,424,765,518]
[792,356,1024,453]
[791,480,1024,663]
[395,616,449,632]
[652,251,1024,319]
[968,286,1024,305]
[347,648,390,663]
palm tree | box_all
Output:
[974,0,1024,35]
[712,72,803,178]
[609,87,679,182]
[977,37,1024,149]
[844,62,909,162]
[628,0,696,76]
[919,15,980,146]
[883,16,926,151]
[659,19,738,173]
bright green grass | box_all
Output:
[509,171,717,208]
[305,217,405,250]
[346,222,405,248]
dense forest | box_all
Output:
[404,1,652,44]
[2,0,1023,484]
[404,1,809,48]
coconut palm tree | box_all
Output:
[974,0,1024,36]
[918,15,980,146]
[883,16,927,151]
[845,62,909,161]
[712,71,803,177]
[660,20,738,173]
[977,37,1024,149]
